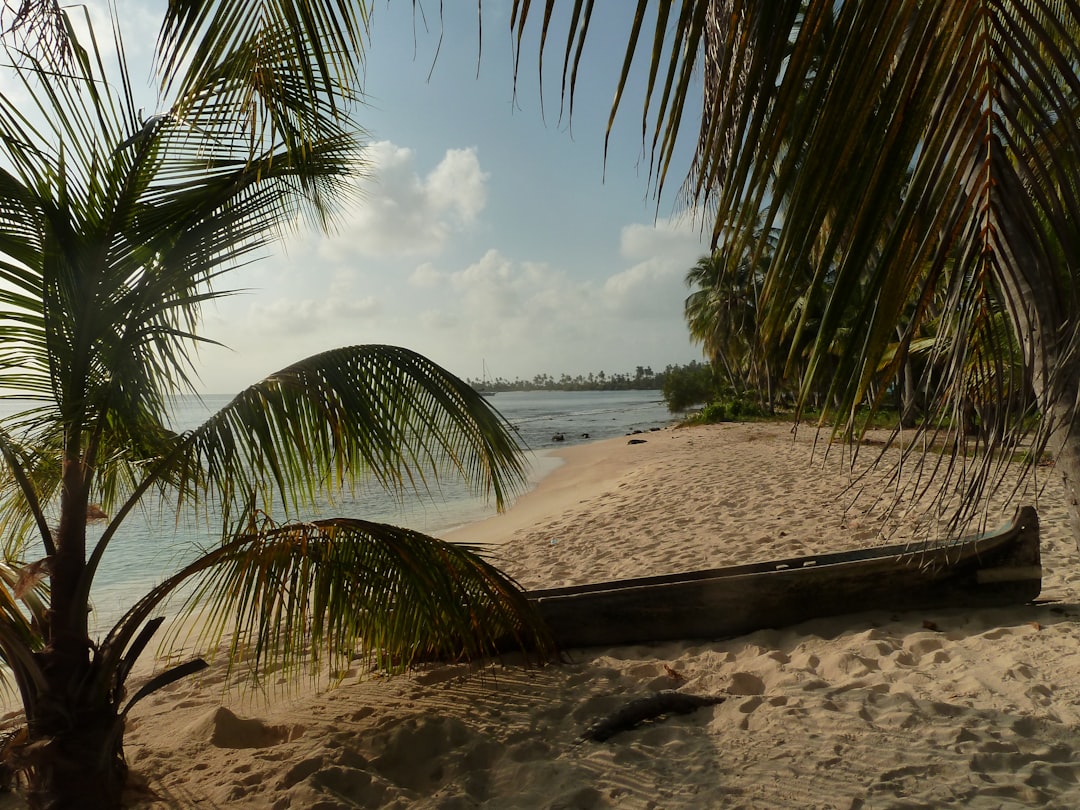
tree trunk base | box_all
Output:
[13,706,126,810]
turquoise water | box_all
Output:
[57,389,676,631]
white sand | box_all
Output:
[8,422,1080,808]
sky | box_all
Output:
[75,2,711,394]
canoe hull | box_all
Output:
[527,506,1041,649]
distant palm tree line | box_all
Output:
[683,242,1031,434]
[466,365,669,392]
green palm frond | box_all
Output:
[512,1,1080,528]
[0,5,364,435]
[0,422,59,556]
[0,556,50,707]
[102,515,552,688]
[84,345,542,698]
[1,1,370,159]
[0,558,48,641]
[201,516,547,676]
[179,345,527,517]
[157,0,369,154]
[78,346,527,610]
[702,2,1080,432]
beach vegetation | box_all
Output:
[505,1,1080,538]
[660,361,717,411]
[0,2,552,807]
[698,397,768,424]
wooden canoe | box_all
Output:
[526,505,1041,649]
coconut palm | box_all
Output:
[0,4,551,807]
[685,251,750,394]
[684,217,828,412]
[506,1,1080,536]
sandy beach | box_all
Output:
[19,421,1080,808]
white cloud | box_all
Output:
[620,213,706,265]
[339,141,489,258]
[454,249,515,288]
[409,262,444,288]
[403,217,703,375]
[248,295,381,336]
[418,309,460,330]
[603,257,684,316]
[426,148,488,223]
[328,268,359,298]
[195,211,705,392]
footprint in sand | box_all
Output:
[1025,683,1054,706]
[277,757,325,790]
[1005,662,1037,680]
[903,633,950,664]
[728,671,765,695]
[736,696,764,714]
[820,651,879,678]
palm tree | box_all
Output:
[685,252,757,396]
[685,217,816,411]
[0,4,551,807]
[506,1,1080,537]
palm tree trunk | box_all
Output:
[991,266,1080,550]
[982,158,1080,548]
[1046,395,1080,552]
[896,326,920,428]
[991,296,1080,549]
[25,694,125,810]
[21,459,127,808]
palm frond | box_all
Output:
[78,345,527,609]
[198,517,551,677]
[0,556,50,709]
[157,0,369,154]
[513,0,1080,529]
[0,423,57,556]
[0,1,69,68]
[179,345,528,520]
[0,5,365,457]
[103,516,552,688]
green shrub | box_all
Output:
[700,401,730,422]
[662,361,718,411]
[698,396,767,424]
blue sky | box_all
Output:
[98,2,710,393]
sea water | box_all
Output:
[23,389,675,632]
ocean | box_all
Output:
[78,389,676,631]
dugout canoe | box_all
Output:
[526,505,1041,649]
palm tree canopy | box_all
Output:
[0,1,549,699]
[3,0,369,155]
[0,4,554,805]
[508,1,1080,525]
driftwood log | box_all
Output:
[579,690,726,743]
